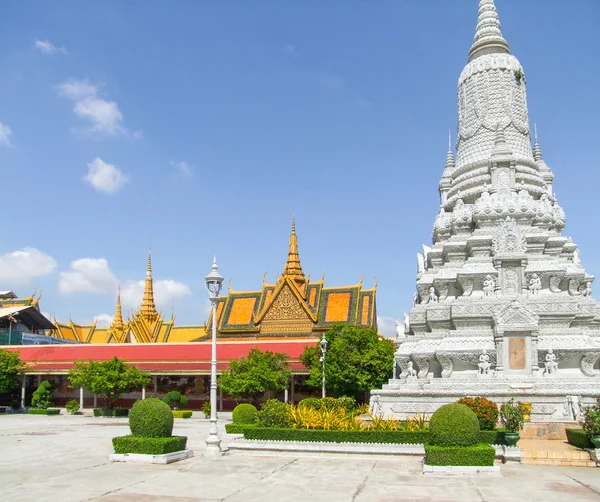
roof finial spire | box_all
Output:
[283,214,305,287]
[469,0,510,62]
[112,287,125,330]
[141,249,159,322]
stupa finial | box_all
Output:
[283,214,305,286]
[533,123,543,161]
[141,249,159,322]
[112,287,124,330]
[469,0,510,62]
[445,130,455,170]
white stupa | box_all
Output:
[372,0,600,422]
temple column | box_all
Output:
[219,388,223,412]
[142,384,146,400]
[284,386,289,404]
[153,375,158,397]
[79,387,84,410]
[20,376,26,408]
[37,375,41,387]
[93,395,97,408]
[290,375,295,404]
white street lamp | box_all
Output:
[319,333,328,398]
[205,256,224,456]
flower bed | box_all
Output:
[424,444,496,466]
[28,408,61,415]
[112,435,187,455]
[566,428,594,449]
[172,410,193,419]
[243,427,428,444]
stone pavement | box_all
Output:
[1,413,599,502]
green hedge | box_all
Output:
[425,444,496,466]
[226,423,258,434]
[129,398,173,438]
[112,435,187,455]
[477,429,506,445]
[429,403,480,447]
[566,428,594,449]
[232,404,258,425]
[93,408,129,417]
[0,407,7,414]
[243,427,428,444]
[28,408,60,415]
[172,410,193,419]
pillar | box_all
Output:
[21,376,26,408]
[219,387,223,412]
[93,395,97,408]
[37,375,41,387]
[284,386,289,404]
[79,387,84,410]
[142,384,146,400]
[290,375,295,405]
[153,375,158,397]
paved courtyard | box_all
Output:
[1,413,599,502]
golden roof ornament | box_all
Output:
[140,250,159,322]
[282,215,305,287]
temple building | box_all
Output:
[373,0,600,423]
[51,218,378,344]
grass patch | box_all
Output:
[112,435,187,455]
[425,444,496,466]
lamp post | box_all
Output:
[205,256,224,456]
[319,333,328,398]
[7,313,18,345]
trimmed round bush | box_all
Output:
[232,404,258,425]
[129,398,174,438]
[429,403,480,447]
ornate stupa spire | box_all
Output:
[283,215,305,287]
[445,130,455,170]
[532,124,554,191]
[112,287,125,330]
[533,124,543,161]
[140,249,159,322]
[469,0,510,62]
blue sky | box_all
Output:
[1,1,599,336]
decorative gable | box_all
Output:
[262,285,311,322]
[494,299,539,328]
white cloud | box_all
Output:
[377,315,401,339]
[83,157,128,194]
[93,313,114,328]
[0,122,13,146]
[0,248,57,287]
[121,279,192,312]
[58,258,119,295]
[35,39,68,55]
[58,79,127,136]
[169,160,193,178]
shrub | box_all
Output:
[298,397,355,413]
[0,407,6,414]
[129,398,174,438]
[477,429,506,446]
[162,391,189,409]
[257,399,290,428]
[112,435,187,455]
[225,423,257,434]
[232,403,258,425]
[337,396,356,414]
[298,397,321,410]
[243,427,428,444]
[580,400,600,438]
[499,399,525,433]
[566,428,594,449]
[28,408,60,415]
[66,399,80,414]
[457,397,498,431]
[31,380,53,409]
[202,401,211,418]
[172,410,193,419]
[428,403,480,447]
[425,444,495,466]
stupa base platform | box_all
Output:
[371,376,598,422]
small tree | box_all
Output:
[68,357,150,409]
[300,325,395,398]
[162,391,189,410]
[0,349,28,395]
[31,380,53,409]
[219,348,291,405]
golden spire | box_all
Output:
[283,215,305,286]
[112,287,124,330]
[140,250,159,322]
